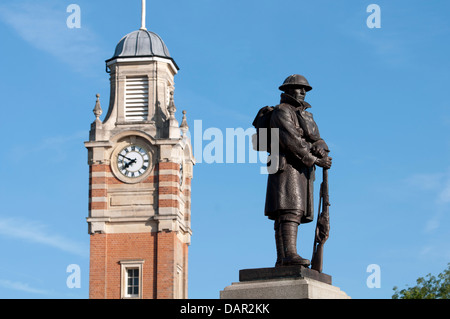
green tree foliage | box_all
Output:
[392,263,450,299]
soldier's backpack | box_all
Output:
[252,106,274,152]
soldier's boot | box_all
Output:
[281,221,310,267]
[274,222,285,267]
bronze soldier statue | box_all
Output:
[259,74,332,267]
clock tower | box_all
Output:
[85,2,194,299]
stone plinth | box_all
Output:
[220,266,350,299]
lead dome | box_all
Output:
[107,29,177,68]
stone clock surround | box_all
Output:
[86,134,193,244]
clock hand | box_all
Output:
[124,158,137,169]
[119,154,135,161]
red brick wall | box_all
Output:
[156,231,175,299]
[89,231,187,299]
[89,162,190,299]
[89,233,106,299]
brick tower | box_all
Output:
[85,2,194,299]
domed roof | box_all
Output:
[107,29,178,69]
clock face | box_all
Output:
[179,162,184,186]
[117,145,150,178]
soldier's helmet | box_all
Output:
[279,74,312,92]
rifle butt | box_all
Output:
[311,244,324,273]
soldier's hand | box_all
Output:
[315,156,332,169]
[316,148,328,158]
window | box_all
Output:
[120,260,144,299]
[126,268,140,297]
[125,76,149,122]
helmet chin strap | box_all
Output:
[280,92,310,110]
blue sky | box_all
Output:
[0,0,449,299]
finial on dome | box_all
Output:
[168,91,181,138]
[180,110,189,136]
[168,91,177,117]
[140,0,147,30]
[93,94,102,120]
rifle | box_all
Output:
[311,168,330,273]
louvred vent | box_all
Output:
[125,76,149,121]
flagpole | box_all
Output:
[140,0,147,30]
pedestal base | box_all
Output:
[220,266,350,299]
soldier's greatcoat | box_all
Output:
[265,93,328,224]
